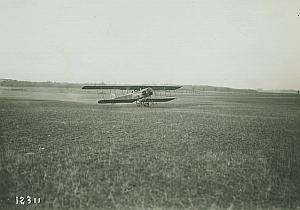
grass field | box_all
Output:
[0,88,300,210]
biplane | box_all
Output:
[82,85,182,106]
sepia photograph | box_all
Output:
[0,0,300,210]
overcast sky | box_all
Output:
[1,0,299,89]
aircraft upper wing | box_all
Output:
[82,85,182,90]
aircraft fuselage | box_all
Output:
[115,87,154,101]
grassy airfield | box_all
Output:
[0,87,300,210]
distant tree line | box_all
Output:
[0,79,257,93]
[0,79,105,88]
[178,85,257,93]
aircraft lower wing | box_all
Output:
[98,99,137,104]
[98,97,176,104]
[141,97,176,102]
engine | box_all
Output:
[141,88,153,97]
